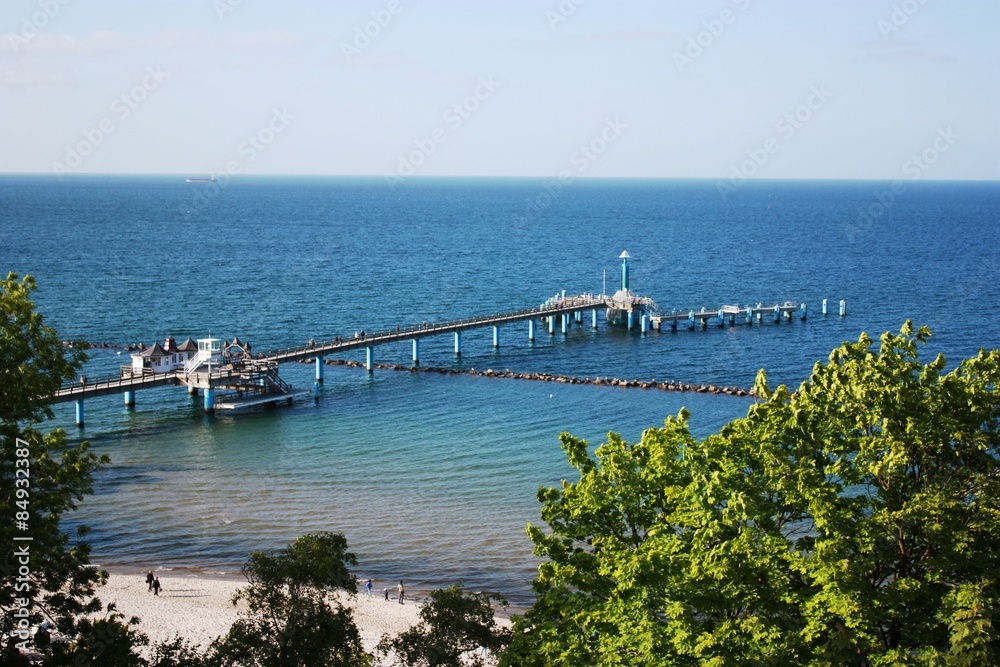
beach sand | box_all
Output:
[96,572,508,663]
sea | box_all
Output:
[1,175,998,607]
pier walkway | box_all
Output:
[52,290,824,426]
[259,294,607,369]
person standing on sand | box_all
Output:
[397,580,405,605]
[152,577,161,596]
[365,579,373,597]
[146,571,154,591]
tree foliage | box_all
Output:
[0,273,109,651]
[505,323,1000,666]
[208,532,371,667]
[377,584,511,667]
[44,604,148,667]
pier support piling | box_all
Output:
[188,386,198,396]
[800,303,807,321]
[493,325,499,348]
[366,346,374,372]
[591,309,598,330]
[454,331,462,356]
[839,299,847,317]
[548,316,555,336]
[75,399,84,427]
[124,390,135,407]
[315,357,324,383]
[412,339,420,365]
[561,314,568,335]
[641,314,648,333]
[774,305,781,323]
[822,298,828,316]
[627,311,634,330]
[528,319,535,341]
[204,388,215,415]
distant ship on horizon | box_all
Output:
[185,177,217,183]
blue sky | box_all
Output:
[2,0,997,179]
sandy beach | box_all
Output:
[96,572,508,662]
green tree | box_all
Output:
[1,273,109,653]
[44,604,148,667]
[147,636,210,667]
[377,584,511,667]
[505,323,1000,666]
[208,533,371,667]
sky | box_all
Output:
[1,0,997,180]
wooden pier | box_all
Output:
[52,288,824,426]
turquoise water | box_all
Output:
[2,175,998,605]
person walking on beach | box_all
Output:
[146,571,154,591]
[365,579,373,597]
[397,580,405,605]
[152,577,161,596]
[383,587,389,601]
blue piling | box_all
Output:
[774,305,781,322]
[315,357,324,383]
[640,314,648,333]
[528,319,535,341]
[493,325,499,348]
[204,388,215,414]
[366,346,373,372]
[627,311,634,330]
[591,309,598,330]
[839,299,847,317]
[800,303,807,321]
[124,390,135,407]
[454,331,462,356]
[561,314,568,335]
[548,316,555,335]
[412,339,420,365]
[822,298,828,316]
[75,399,84,427]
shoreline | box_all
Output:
[92,571,510,660]
[97,564,521,617]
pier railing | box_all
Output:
[256,294,609,363]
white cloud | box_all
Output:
[0,29,304,56]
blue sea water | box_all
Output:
[1,175,998,606]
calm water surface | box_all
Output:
[1,176,997,605]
